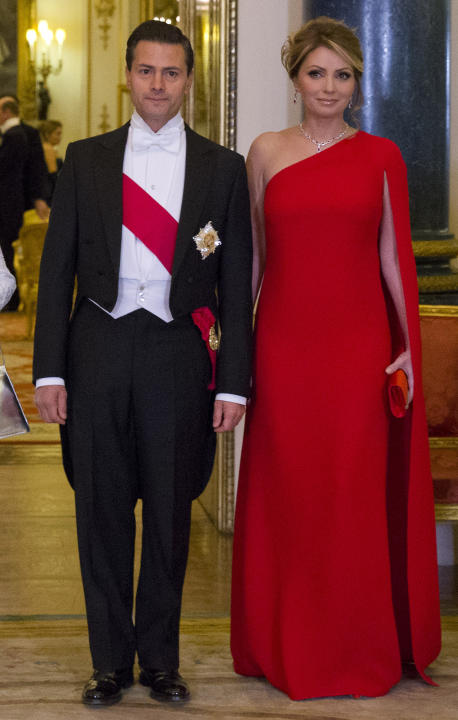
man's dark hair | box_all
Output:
[126,20,194,74]
[1,99,19,116]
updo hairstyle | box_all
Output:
[281,16,364,112]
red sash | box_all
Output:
[122,173,177,274]
[123,174,217,388]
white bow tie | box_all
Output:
[131,126,181,153]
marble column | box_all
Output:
[305,0,458,302]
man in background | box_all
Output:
[0,93,49,221]
[0,98,28,310]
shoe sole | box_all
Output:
[82,693,122,707]
[139,673,190,703]
[149,689,191,703]
[82,680,133,707]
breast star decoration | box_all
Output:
[193,221,221,260]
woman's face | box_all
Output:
[295,45,356,122]
[48,126,62,145]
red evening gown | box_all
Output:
[231,132,441,700]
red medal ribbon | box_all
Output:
[191,306,217,390]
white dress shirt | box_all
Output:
[37,111,245,405]
[0,116,20,134]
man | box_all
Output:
[33,20,252,707]
[0,94,50,222]
[0,98,28,310]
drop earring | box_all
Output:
[348,98,353,109]
[293,90,298,104]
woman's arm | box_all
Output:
[379,172,413,403]
[246,137,268,303]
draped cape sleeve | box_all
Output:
[383,141,441,683]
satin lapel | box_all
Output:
[92,124,129,273]
[172,126,213,276]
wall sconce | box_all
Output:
[26,20,66,88]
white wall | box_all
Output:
[237,0,303,157]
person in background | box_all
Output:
[0,94,50,222]
[231,15,440,701]
[39,120,63,204]
[0,99,28,311]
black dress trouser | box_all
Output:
[62,301,214,672]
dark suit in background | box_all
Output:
[20,121,48,210]
[0,123,27,310]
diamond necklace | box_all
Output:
[298,122,348,152]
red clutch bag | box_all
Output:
[387,369,409,418]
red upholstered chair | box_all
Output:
[420,306,458,521]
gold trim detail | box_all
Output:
[418,275,458,292]
[98,103,111,133]
[435,504,458,521]
[94,0,116,49]
[419,304,458,317]
[413,240,458,258]
[429,437,458,449]
[17,1,37,121]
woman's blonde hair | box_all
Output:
[282,16,364,112]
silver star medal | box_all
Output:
[193,221,221,260]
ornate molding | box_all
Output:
[418,275,458,293]
[17,0,37,120]
[419,304,458,317]
[435,504,458,521]
[98,103,111,133]
[94,0,116,49]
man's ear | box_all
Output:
[185,70,194,95]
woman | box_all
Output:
[231,17,441,700]
[39,120,63,204]
[0,246,16,310]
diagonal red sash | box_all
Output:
[122,173,178,274]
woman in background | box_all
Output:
[39,120,63,204]
[231,16,440,700]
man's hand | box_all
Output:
[35,385,67,424]
[34,198,50,220]
[213,399,245,433]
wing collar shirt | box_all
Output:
[36,110,245,405]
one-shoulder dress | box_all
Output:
[231,132,441,700]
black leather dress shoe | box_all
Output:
[139,668,190,702]
[82,668,133,706]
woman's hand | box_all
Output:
[385,349,413,405]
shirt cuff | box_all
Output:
[36,377,66,388]
[215,393,247,406]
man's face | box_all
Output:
[125,40,192,132]
[0,102,9,125]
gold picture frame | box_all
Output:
[420,304,458,522]
[17,0,37,120]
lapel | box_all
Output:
[92,123,129,273]
[172,124,214,277]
